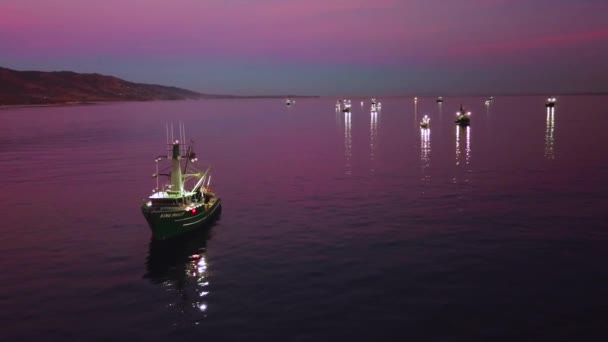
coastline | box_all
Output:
[0,102,100,110]
[0,96,321,110]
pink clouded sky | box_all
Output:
[1,0,607,95]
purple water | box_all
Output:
[1,96,607,340]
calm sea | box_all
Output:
[1,96,607,340]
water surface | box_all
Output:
[1,96,607,340]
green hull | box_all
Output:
[141,199,221,240]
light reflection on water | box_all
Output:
[344,111,352,175]
[370,110,378,172]
[420,128,431,170]
[455,126,471,166]
[420,127,431,187]
[545,107,556,160]
[2,97,608,340]
[143,216,219,323]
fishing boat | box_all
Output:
[342,99,352,112]
[436,97,444,103]
[370,98,381,111]
[285,98,292,106]
[455,104,471,126]
[141,124,221,240]
[485,96,493,106]
[420,115,430,128]
[545,97,556,108]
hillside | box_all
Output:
[0,67,214,105]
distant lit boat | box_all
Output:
[370,98,381,111]
[546,97,556,108]
[414,97,418,103]
[485,96,493,106]
[141,124,221,240]
[420,115,430,128]
[455,104,471,126]
[342,99,352,112]
[285,98,294,106]
[436,97,444,104]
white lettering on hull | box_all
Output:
[159,212,186,218]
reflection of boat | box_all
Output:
[144,217,220,315]
[344,111,352,175]
[455,104,471,126]
[144,222,216,284]
[370,109,378,171]
[455,125,471,165]
[141,124,222,240]
[436,97,444,103]
[546,97,556,108]
[420,126,431,170]
[420,115,430,128]
[545,106,555,159]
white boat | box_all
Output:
[420,115,430,128]
[370,98,381,111]
[342,99,352,112]
[455,104,471,126]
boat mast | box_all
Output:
[169,141,183,195]
[183,144,192,174]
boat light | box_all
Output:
[146,201,152,207]
[191,208,197,215]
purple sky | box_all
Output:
[1,0,607,95]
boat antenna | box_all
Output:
[180,121,186,149]
[182,141,192,174]
[155,157,159,191]
[166,123,169,158]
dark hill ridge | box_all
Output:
[0,67,219,105]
